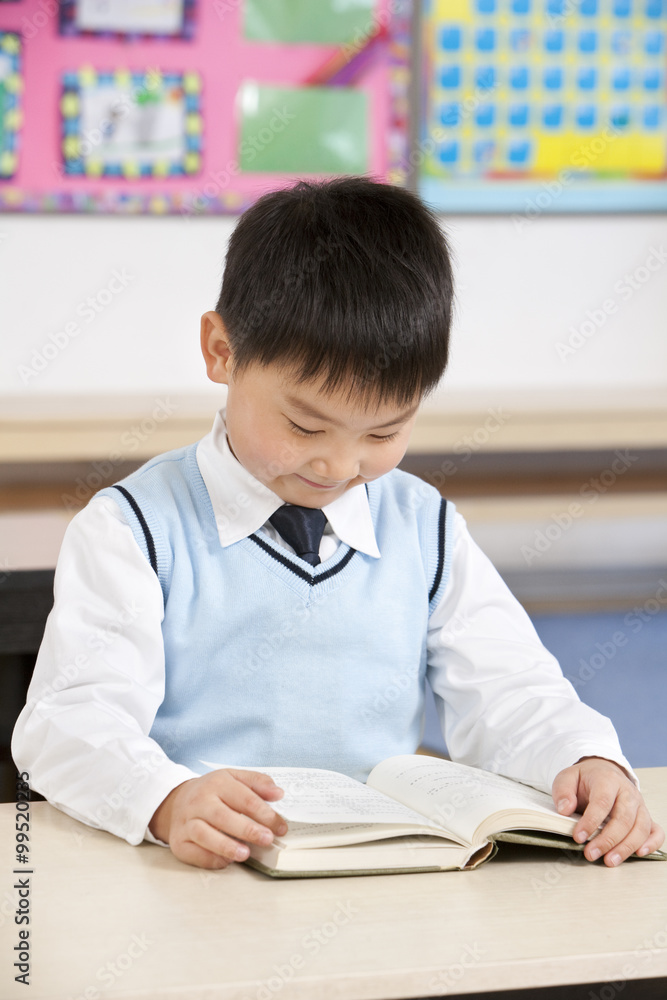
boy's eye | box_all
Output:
[287,419,401,442]
[288,420,318,437]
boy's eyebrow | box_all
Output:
[284,397,419,429]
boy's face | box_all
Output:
[201,313,420,507]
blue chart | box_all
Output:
[420,0,667,213]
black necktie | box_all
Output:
[269,505,327,566]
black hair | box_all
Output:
[215,176,455,407]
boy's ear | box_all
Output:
[201,311,234,385]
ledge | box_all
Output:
[2,388,666,462]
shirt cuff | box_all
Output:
[144,827,170,847]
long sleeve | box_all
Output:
[11,496,198,846]
[426,511,638,794]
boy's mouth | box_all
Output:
[294,474,344,490]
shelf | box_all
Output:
[2,389,666,462]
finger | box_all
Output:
[637,821,666,858]
[171,835,234,870]
[592,810,652,866]
[552,767,580,816]
[227,768,285,801]
[181,816,257,864]
[581,794,648,862]
[205,797,286,848]
[217,774,289,836]
[202,769,286,829]
[572,785,618,845]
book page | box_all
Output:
[274,820,460,850]
[200,762,443,828]
[367,756,578,846]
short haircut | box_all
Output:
[216,176,455,407]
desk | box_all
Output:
[0,769,665,1000]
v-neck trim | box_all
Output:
[245,531,359,593]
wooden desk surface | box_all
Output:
[0,768,665,1000]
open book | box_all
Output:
[202,754,665,878]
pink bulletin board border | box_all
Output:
[0,0,412,215]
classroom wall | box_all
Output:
[2,211,667,403]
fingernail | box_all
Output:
[637,845,649,857]
[609,853,622,866]
[588,847,601,861]
[575,829,588,843]
[258,829,273,844]
[557,798,569,813]
[235,845,249,860]
[277,821,288,835]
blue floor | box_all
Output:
[422,609,667,768]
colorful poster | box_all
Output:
[60,0,195,40]
[61,69,202,178]
[420,0,667,212]
[0,31,20,180]
[0,0,410,214]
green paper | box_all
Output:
[239,83,368,175]
[244,0,375,44]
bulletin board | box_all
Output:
[419,0,667,213]
[0,0,411,214]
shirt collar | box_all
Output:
[196,409,380,558]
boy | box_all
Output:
[12,177,663,871]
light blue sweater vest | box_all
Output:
[98,444,455,781]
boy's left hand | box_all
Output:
[552,756,665,866]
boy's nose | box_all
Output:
[310,453,360,483]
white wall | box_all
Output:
[2,210,666,575]
[435,214,667,403]
[1,212,666,405]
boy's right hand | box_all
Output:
[148,768,287,869]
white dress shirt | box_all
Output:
[11,410,637,846]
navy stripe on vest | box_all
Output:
[249,532,356,585]
[110,476,447,602]
[111,484,158,575]
[428,498,448,604]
